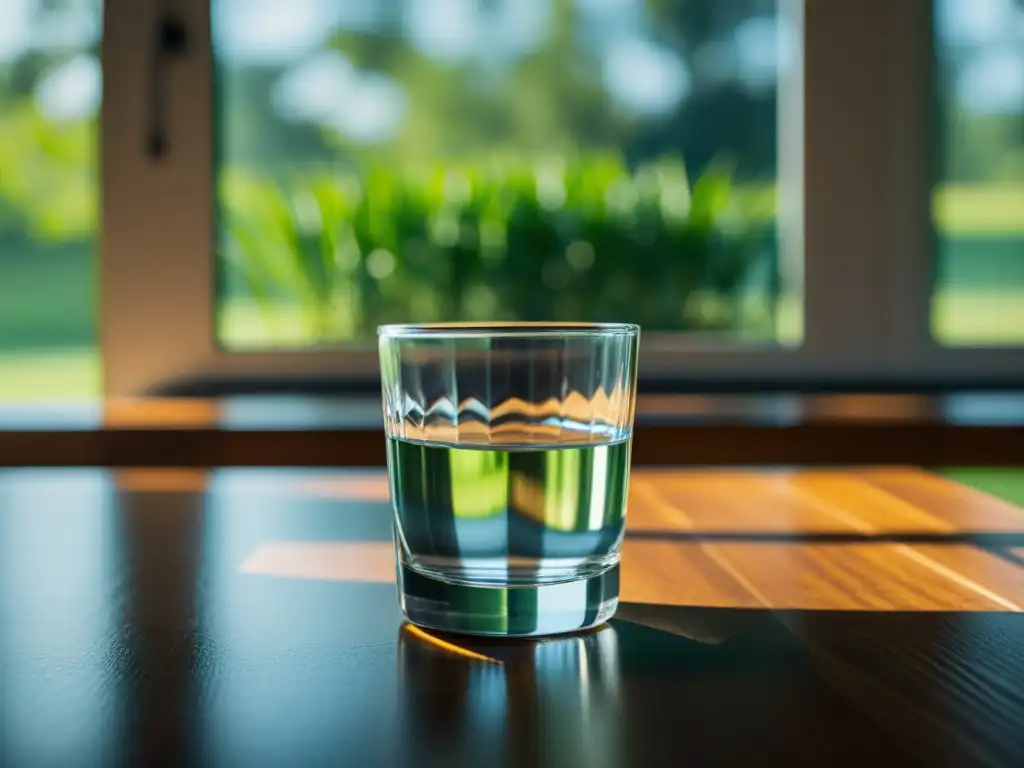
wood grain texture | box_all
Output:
[616,468,1024,612]
[621,477,694,530]
[220,467,1024,613]
[619,541,761,608]
[785,472,955,532]
[861,469,1024,532]
[905,545,1024,609]
[5,468,1024,766]
[777,611,1024,766]
[696,543,1017,611]
[645,473,869,532]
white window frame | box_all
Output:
[100,0,1024,397]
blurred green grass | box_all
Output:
[932,288,1024,344]
[0,348,99,402]
[941,469,1024,508]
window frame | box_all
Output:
[100,0,1024,397]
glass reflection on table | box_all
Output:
[398,622,622,767]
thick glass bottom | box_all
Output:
[397,559,619,637]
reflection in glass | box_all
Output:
[398,622,622,767]
[389,437,630,586]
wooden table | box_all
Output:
[4,466,1024,766]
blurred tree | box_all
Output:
[220,0,781,175]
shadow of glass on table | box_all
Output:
[395,605,1024,767]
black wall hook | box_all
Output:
[147,13,189,159]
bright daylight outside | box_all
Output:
[0,0,99,400]
[932,0,1024,344]
[215,0,798,348]
[1,1,1022,400]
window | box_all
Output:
[213,0,798,351]
[0,0,100,402]
[933,0,1024,345]
[94,1,1024,396]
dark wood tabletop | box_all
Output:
[4,467,1024,767]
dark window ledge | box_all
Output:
[0,392,1021,467]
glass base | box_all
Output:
[397,560,619,637]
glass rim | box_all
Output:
[378,322,640,340]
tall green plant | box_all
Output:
[219,155,776,342]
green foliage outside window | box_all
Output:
[219,156,778,344]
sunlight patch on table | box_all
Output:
[241,541,396,583]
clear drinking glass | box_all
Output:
[379,322,640,637]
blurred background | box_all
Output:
[0,0,1021,400]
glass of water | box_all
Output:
[379,323,640,637]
